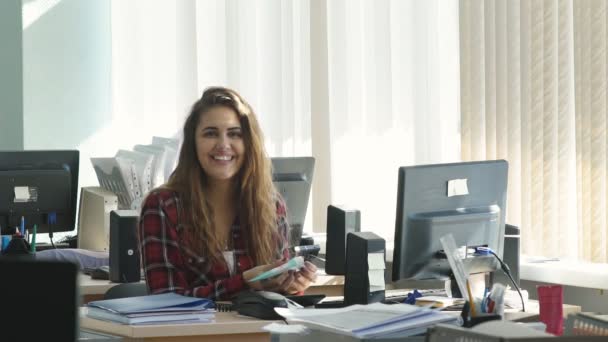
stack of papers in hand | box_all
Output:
[276,302,458,339]
[87,293,215,325]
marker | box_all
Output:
[20,216,25,236]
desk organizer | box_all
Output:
[427,323,608,341]
[565,312,608,336]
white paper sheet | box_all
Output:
[275,303,457,338]
[368,253,385,270]
[368,269,385,291]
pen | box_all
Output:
[20,216,25,236]
[30,224,37,253]
[466,280,476,317]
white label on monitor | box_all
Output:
[447,178,469,197]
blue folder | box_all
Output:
[88,292,214,314]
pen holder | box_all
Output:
[460,301,501,328]
[1,237,35,259]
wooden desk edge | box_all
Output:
[80,311,278,338]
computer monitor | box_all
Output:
[271,157,315,247]
[392,160,508,282]
[0,150,79,235]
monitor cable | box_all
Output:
[47,212,57,249]
[477,247,525,312]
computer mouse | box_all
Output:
[90,265,110,280]
[232,290,288,320]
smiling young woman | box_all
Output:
[138,87,317,300]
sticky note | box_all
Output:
[368,253,386,270]
[447,178,469,197]
[14,186,30,202]
[369,269,386,291]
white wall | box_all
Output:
[0,0,24,150]
[22,0,111,190]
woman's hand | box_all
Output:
[284,261,318,295]
[243,259,295,292]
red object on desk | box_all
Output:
[537,285,563,335]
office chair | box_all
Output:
[0,259,78,341]
[104,282,148,300]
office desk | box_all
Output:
[81,310,276,342]
[80,299,580,342]
[79,272,345,303]
[503,299,581,322]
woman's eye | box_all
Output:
[229,131,242,138]
[202,131,217,137]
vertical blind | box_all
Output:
[460,0,608,262]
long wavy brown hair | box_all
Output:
[165,87,278,265]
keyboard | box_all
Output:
[35,242,70,251]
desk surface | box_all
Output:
[81,309,276,342]
[81,300,582,342]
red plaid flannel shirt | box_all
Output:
[139,189,290,300]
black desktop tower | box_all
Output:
[325,205,361,275]
[344,231,386,306]
[491,224,520,287]
[110,210,141,283]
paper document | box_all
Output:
[472,321,551,338]
[275,302,457,338]
[368,253,386,291]
[369,269,385,291]
[368,253,385,269]
[248,256,304,282]
[415,296,464,308]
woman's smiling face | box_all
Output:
[195,105,245,184]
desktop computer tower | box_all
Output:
[109,210,140,283]
[77,186,118,252]
[344,231,386,306]
[325,205,361,275]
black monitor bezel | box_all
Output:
[0,150,79,234]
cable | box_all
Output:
[477,247,525,312]
[48,212,57,249]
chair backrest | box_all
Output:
[0,258,78,341]
[104,282,148,300]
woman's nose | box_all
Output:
[216,134,230,148]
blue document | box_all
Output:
[88,293,214,315]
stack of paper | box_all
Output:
[276,302,458,339]
[415,296,465,309]
[86,293,215,325]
